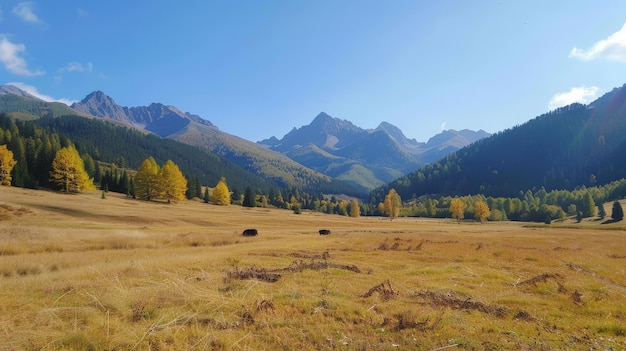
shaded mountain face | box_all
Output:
[260,112,489,192]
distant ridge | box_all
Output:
[71,91,214,135]
[260,112,490,191]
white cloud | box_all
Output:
[59,61,93,73]
[0,35,45,76]
[12,2,41,23]
[548,86,599,110]
[440,122,446,131]
[6,82,77,105]
[569,22,626,62]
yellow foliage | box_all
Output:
[0,144,17,186]
[212,177,231,205]
[158,160,187,203]
[383,188,402,218]
[450,198,466,222]
[49,145,94,192]
[474,200,491,223]
[350,198,360,218]
[135,157,160,200]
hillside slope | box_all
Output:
[372,84,626,202]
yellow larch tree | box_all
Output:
[158,160,187,203]
[211,177,231,205]
[49,145,94,192]
[0,145,17,186]
[134,157,160,201]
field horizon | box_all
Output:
[1,186,625,350]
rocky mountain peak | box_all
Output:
[71,91,129,122]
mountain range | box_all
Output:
[1,85,488,193]
[259,112,488,191]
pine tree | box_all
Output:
[49,145,94,192]
[581,192,597,218]
[612,200,624,221]
[134,157,160,201]
[598,204,606,219]
[203,187,210,203]
[242,186,256,207]
[0,144,17,186]
[211,177,230,205]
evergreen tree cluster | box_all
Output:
[34,115,273,193]
[0,113,70,189]
[390,180,626,223]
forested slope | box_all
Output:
[0,114,273,192]
[372,84,626,202]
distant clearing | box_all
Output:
[1,187,625,350]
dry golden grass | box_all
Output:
[1,186,625,350]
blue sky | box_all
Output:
[2,1,626,143]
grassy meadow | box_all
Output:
[1,187,625,350]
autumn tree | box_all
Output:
[450,198,466,222]
[49,145,94,192]
[212,177,231,205]
[0,145,17,186]
[158,160,187,203]
[349,198,360,218]
[134,157,160,200]
[474,200,490,223]
[383,189,402,219]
